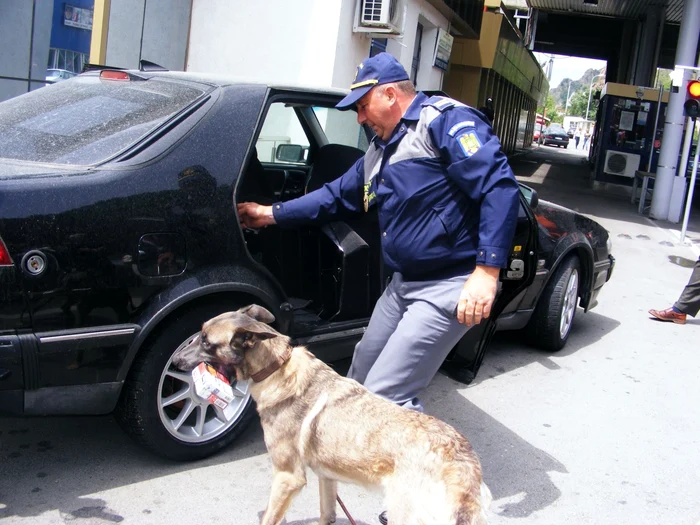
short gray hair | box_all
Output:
[377,80,416,97]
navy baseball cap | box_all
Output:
[336,52,410,110]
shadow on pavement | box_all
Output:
[426,390,567,519]
[0,304,618,522]
[475,309,621,384]
[0,414,267,521]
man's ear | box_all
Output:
[238,304,276,324]
[383,84,398,104]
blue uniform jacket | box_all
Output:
[272,93,520,281]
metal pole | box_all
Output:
[647,86,664,171]
[650,0,700,219]
[565,80,571,116]
[585,83,593,121]
[680,118,699,243]
[586,74,603,122]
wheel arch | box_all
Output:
[117,275,289,383]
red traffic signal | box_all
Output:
[685,80,700,118]
[688,80,700,98]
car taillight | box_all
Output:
[0,237,13,266]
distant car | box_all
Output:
[0,67,615,461]
[540,126,570,148]
[45,68,77,83]
[566,129,574,139]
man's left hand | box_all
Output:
[456,265,500,326]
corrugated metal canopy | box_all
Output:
[527,0,685,24]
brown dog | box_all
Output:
[172,304,491,525]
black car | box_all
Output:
[0,67,615,461]
[540,125,570,148]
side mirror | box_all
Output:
[275,144,306,163]
[519,184,539,209]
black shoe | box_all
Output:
[378,510,388,524]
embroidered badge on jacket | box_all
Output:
[363,182,376,212]
[457,131,482,157]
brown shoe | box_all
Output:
[649,307,687,324]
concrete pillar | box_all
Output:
[633,4,665,87]
[650,0,700,221]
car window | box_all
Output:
[255,103,368,166]
[256,103,310,165]
[311,106,369,152]
[0,75,208,165]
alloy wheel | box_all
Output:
[157,333,251,443]
[559,269,579,339]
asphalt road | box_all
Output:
[2,143,699,525]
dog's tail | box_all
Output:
[453,479,491,525]
[475,481,492,525]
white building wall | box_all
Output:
[387,0,448,91]
[187,0,449,92]
[188,0,344,86]
[105,0,190,70]
[105,0,145,68]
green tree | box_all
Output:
[567,86,602,119]
[655,68,672,90]
[538,94,564,124]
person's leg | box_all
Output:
[361,275,472,411]
[347,273,406,385]
[674,257,700,317]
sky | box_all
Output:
[533,53,607,89]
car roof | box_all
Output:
[86,70,351,98]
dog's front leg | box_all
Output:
[260,470,307,525]
[318,477,337,524]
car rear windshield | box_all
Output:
[0,74,208,165]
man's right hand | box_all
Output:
[236,202,276,229]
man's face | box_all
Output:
[355,86,399,141]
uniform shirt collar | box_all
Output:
[402,92,428,122]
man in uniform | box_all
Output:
[237,52,519,522]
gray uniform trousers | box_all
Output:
[675,256,700,317]
[347,272,474,412]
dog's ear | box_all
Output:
[231,325,277,350]
[238,304,276,324]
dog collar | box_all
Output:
[250,347,292,382]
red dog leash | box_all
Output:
[336,495,357,525]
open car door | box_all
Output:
[440,185,539,384]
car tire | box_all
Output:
[114,302,256,461]
[526,256,580,352]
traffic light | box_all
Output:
[684,79,700,118]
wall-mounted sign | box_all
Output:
[64,4,93,31]
[433,28,454,72]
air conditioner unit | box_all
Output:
[603,150,640,178]
[353,0,405,37]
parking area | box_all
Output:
[1,145,699,525]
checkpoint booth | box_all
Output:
[590,83,669,186]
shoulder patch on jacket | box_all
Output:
[448,120,476,137]
[456,131,482,157]
[423,96,455,112]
